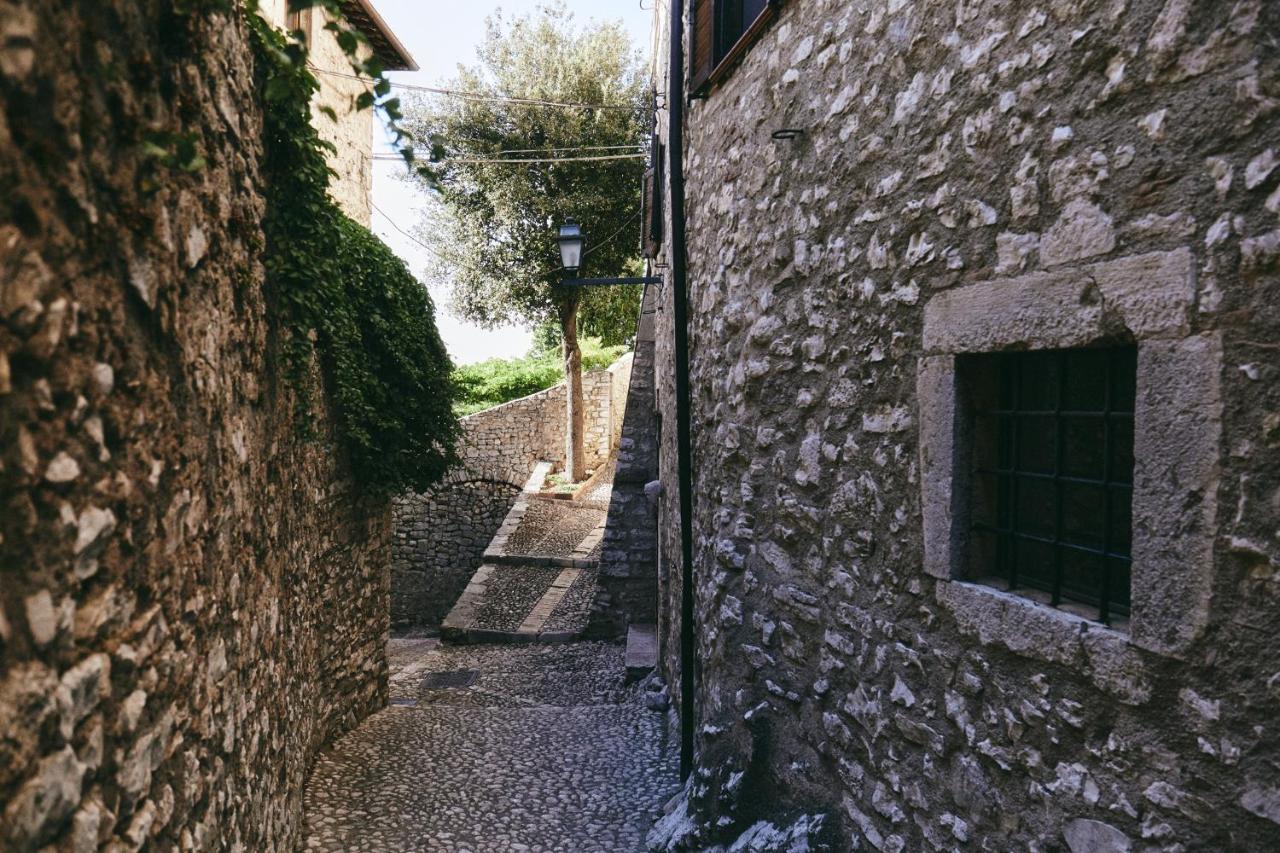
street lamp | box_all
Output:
[556,220,584,274]
[553,220,663,287]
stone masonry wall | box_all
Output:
[0,5,388,850]
[455,356,633,486]
[591,291,660,638]
[390,355,633,631]
[391,478,520,630]
[651,0,1280,850]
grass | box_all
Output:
[452,337,628,416]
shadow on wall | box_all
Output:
[390,355,633,632]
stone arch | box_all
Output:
[426,461,529,493]
[391,467,524,631]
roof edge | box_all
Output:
[342,0,418,72]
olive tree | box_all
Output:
[405,2,647,481]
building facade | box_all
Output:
[259,0,416,224]
[645,0,1280,849]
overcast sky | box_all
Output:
[366,0,654,364]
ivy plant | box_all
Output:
[244,1,459,495]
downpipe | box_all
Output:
[667,0,697,781]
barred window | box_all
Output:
[961,346,1137,625]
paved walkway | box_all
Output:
[301,640,680,852]
[442,467,610,643]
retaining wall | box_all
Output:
[391,355,633,630]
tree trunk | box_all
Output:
[559,296,587,482]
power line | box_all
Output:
[371,201,441,259]
[308,65,637,111]
[371,202,641,274]
[373,152,645,165]
[496,144,642,155]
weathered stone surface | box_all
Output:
[643,0,1280,849]
[1062,818,1132,853]
[0,4,391,849]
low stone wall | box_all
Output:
[391,356,633,630]
[457,356,633,486]
[391,478,520,630]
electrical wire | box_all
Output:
[308,65,637,111]
[373,152,645,165]
[370,203,641,274]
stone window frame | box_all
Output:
[918,248,1221,666]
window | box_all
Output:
[691,0,778,94]
[961,346,1137,625]
[917,248,1222,662]
[642,134,664,258]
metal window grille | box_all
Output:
[964,346,1137,625]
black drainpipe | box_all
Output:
[667,0,697,781]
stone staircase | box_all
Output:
[441,462,609,644]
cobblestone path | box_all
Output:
[302,639,680,852]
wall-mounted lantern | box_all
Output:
[554,220,663,287]
[556,220,584,274]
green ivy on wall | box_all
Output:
[244,3,459,495]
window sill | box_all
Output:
[936,579,1152,705]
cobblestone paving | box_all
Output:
[472,564,561,631]
[504,498,605,557]
[543,569,599,635]
[303,641,679,852]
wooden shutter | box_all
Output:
[690,0,716,95]
[643,136,665,258]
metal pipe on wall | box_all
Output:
[667,0,697,781]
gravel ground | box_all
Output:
[504,499,604,557]
[472,565,561,631]
[303,641,679,852]
[543,570,599,635]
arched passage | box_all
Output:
[391,467,524,630]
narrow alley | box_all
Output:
[307,446,678,852]
[302,640,677,852]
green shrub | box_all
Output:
[452,338,627,416]
[247,7,459,494]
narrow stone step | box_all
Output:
[624,624,658,683]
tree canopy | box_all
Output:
[404,1,649,345]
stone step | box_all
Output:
[624,624,658,683]
[440,563,599,645]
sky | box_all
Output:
[366,0,655,364]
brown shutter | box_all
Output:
[690,0,716,95]
[643,136,665,257]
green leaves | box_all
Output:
[452,338,626,416]
[141,131,207,173]
[403,2,647,345]
[248,3,460,495]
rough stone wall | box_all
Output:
[390,478,520,630]
[591,293,660,638]
[651,0,1280,849]
[0,5,388,850]
[456,358,633,486]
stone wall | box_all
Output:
[649,0,1280,850]
[455,356,633,486]
[591,290,661,638]
[0,5,388,850]
[390,355,633,631]
[391,478,520,630]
